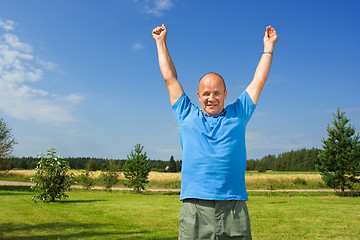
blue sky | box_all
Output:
[0,0,359,161]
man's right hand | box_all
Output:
[152,24,167,42]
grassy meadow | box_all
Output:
[0,187,359,239]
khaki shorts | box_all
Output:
[179,199,252,240]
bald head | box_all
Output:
[198,72,226,92]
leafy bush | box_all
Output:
[293,177,307,186]
[99,160,119,191]
[30,147,73,202]
[78,170,95,190]
[0,117,17,172]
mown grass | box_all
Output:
[0,187,359,239]
[0,187,180,239]
[248,194,360,239]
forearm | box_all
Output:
[253,42,275,82]
[246,47,274,104]
[152,24,184,105]
[253,50,273,86]
[156,40,177,84]
[155,39,184,105]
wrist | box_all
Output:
[263,50,273,56]
[156,39,167,48]
[263,44,274,53]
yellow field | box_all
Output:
[8,170,319,182]
[246,173,321,181]
[7,170,182,181]
[7,170,35,177]
[3,170,327,190]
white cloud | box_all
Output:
[133,0,174,16]
[132,42,144,51]
[0,18,16,31]
[4,33,32,53]
[36,59,58,70]
[0,19,84,124]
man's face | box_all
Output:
[197,73,227,116]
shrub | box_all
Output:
[293,177,307,186]
[0,117,17,173]
[99,160,119,191]
[78,170,95,190]
[30,147,73,202]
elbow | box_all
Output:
[163,72,177,84]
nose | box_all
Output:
[208,93,215,101]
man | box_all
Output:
[153,24,278,240]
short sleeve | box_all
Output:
[172,93,193,124]
[226,91,256,125]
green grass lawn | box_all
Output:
[1,188,180,239]
[248,192,360,239]
[1,187,359,239]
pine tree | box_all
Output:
[168,155,177,172]
[122,144,150,193]
[317,108,360,195]
[99,160,119,191]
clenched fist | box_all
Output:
[152,24,167,42]
[263,25,278,51]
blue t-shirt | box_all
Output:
[172,91,256,201]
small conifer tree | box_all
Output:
[317,108,360,195]
[122,144,150,193]
[99,160,119,191]
[78,169,95,190]
[168,155,177,172]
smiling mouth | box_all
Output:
[207,105,217,109]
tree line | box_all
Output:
[7,148,321,172]
[246,148,320,172]
[7,155,183,172]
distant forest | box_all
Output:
[246,148,320,172]
[8,148,320,172]
[8,156,182,173]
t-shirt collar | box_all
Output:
[201,108,227,118]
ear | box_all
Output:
[224,90,227,99]
[197,91,200,100]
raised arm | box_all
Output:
[153,24,184,105]
[246,26,278,105]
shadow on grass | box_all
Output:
[0,222,178,240]
[269,201,288,204]
[54,199,107,204]
[143,191,180,196]
[335,191,360,197]
[0,185,32,192]
[0,186,32,196]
